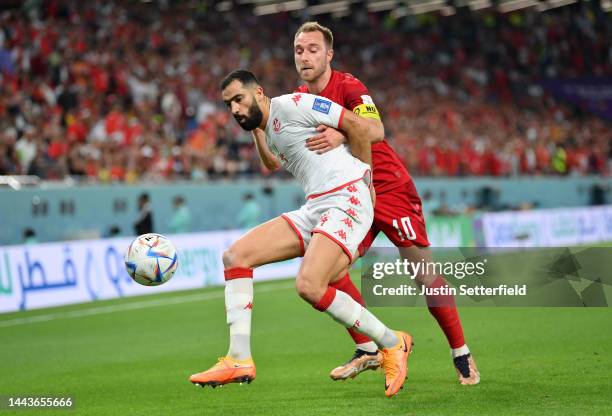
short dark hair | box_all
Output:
[220,69,259,91]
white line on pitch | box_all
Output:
[0,281,295,328]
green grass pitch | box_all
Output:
[1,276,611,415]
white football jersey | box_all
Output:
[264,93,370,198]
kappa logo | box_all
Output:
[334,229,347,242]
[312,97,331,114]
[342,217,354,230]
[319,212,330,226]
[292,94,302,106]
[273,118,281,133]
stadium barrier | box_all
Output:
[1,206,610,314]
[478,205,612,247]
[0,176,609,245]
[0,230,300,314]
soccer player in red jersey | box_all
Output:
[293,22,479,385]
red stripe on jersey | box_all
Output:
[337,107,346,130]
[306,170,369,200]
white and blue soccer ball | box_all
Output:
[125,233,178,286]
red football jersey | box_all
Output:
[296,70,412,194]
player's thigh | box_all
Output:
[375,186,430,249]
[297,232,350,301]
[331,224,380,284]
[224,216,302,268]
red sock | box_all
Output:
[426,276,466,349]
[330,273,372,345]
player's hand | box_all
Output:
[306,125,347,154]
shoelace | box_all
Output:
[214,356,230,368]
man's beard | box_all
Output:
[235,100,263,131]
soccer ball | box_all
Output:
[125,233,178,286]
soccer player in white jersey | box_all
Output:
[189,70,413,397]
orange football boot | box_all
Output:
[190,356,256,388]
[380,331,413,397]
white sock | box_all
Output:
[324,289,399,349]
[225,278,253,360]
[451,344,470,358]
[356,341,378,353]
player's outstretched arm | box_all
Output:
[338,110,372,168]
[252,128,281,171]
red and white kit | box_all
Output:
[263,92,374,260]
[296,70,430,254]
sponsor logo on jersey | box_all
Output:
[312,97,332,114]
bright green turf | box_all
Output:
[1,277,611,416]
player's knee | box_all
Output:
[222,245,251,269]
[295,274,325,305]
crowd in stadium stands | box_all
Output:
[0,1,610,182]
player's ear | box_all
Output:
[326,48,333,64]
[254,85,264,101]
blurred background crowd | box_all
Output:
[0,0,610,183]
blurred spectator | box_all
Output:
[22,228,37,244]
[420,190,440,218]
[133,192,153,235]
[168,195,192,233]
[589,184,609,206]
[0,1,609,182]
[105,225,122,238]
[237,193,261,230]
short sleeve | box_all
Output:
[343,76,371,111]
[343,76,381,121]
[286,93,346,130]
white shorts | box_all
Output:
[282,175,374,262]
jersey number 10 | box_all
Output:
[392,217,417,241]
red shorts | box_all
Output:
[358,180,430,256]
